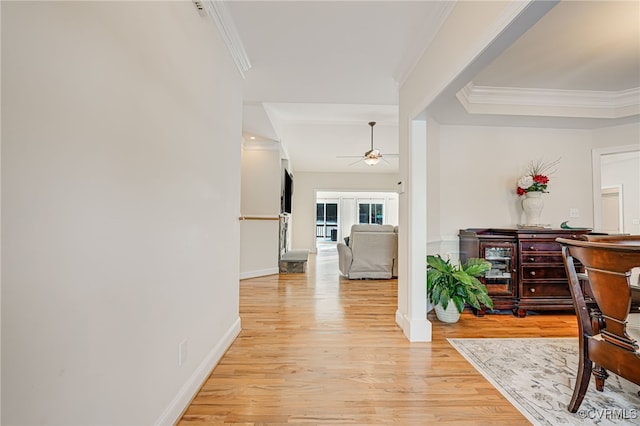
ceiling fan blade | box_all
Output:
[381,157,391,165]
[336,155,364,159]
[348,158,364,166]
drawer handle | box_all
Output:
[529,288,536,293]
[530,271,536,276]
[529,257,535,262]
[529,246,535,250]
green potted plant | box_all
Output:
[426,254,494,323]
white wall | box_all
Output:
[291,172,398,252]
[240,142,282,278]
[2,2,243,425]
[593,123,640,150]
[438,126,594,238]
[435,123,640,242]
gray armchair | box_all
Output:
[337,224,398,279]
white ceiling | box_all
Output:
[220,0,640,173]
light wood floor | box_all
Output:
[178,245,578,425]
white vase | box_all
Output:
[435,301,461,323]
[522,191,544,225]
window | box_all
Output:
[326,203,338,225]
[358,204,369,224]
[316,204,324,223]
[359,203,383,224]
[316,202,338,239]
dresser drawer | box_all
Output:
[521,282,571,297]
[519,232,586,240]
[520,241,561,252]
[521,254,564,263]
[521,266,567,279]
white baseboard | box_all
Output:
[239,267,279,280]
[155,317,242,425]
[395,310,432,342]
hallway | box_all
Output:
[178,250,577,424]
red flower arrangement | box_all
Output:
[516,159,559,196]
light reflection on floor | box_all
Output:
[312,240,343,321]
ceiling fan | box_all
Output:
[337,121,398,166]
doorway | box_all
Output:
[601,185,624,234]
[592,146,640,234]
[316,202,338,241]
[315,191,399,252]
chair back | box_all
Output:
[557,237,640,412]
[558,238,640,350]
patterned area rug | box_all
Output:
[448,338,639,425]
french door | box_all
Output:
[316,202,338,240]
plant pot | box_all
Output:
[434,301,461,323]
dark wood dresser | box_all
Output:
[459,228,591,317]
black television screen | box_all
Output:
[282,169,293,214]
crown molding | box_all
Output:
[456,82,640,119]
[199,0,251,78]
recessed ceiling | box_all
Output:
[474,1,640,91]
[222,1,639,173]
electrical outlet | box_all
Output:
[569,208,579,218]
[179,339,188,367]
[633,219,640,225]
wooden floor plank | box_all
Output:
[178,248,578,425]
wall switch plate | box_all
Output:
[569,208,579,218]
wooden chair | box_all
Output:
[557,237,640,413]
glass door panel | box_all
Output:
[480,242,515,296]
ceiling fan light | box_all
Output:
[364,157,380,166]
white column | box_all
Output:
[396,119,431,341]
